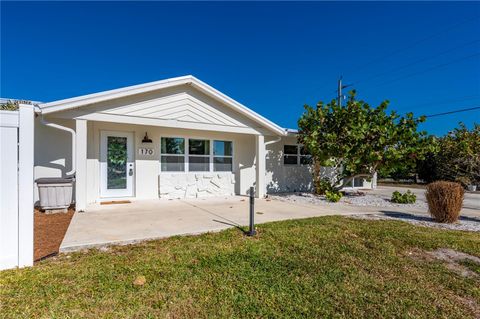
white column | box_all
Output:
[75,119,87,211]
[18,104,34,267]
[255,135,266,198]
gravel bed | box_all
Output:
[269,192,427,209]
[349,213,480,232]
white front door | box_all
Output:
[100,131,134,198]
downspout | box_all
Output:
[40,114,76,176]
[264,136,282,146]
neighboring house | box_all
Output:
[31,75,375,211]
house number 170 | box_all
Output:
[139,148,154,156]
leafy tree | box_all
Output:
[0,99,33,111]
[297,91,435,192]
[0,100,19,111]
[418,123,479,186]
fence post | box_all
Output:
[248,186,256,236]
[0,110,20,270]
[18,104,34,267]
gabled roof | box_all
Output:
[39,75,286,136]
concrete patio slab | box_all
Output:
[60,196,368,251]
[60,191,479,252]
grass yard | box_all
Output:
[1,216,479,318]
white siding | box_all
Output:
[50,85,270,135]
[265,136,314,193]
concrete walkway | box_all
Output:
[61,190,479,252]
[60,196,379,251]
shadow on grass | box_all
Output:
[212,219,249,235]
[379,211,480,223]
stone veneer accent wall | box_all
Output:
[159,172,235,199]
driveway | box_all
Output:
[367,186,480,212]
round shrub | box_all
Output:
[325,190,342,202]
[425,181,464,223]
[391,190,416,204]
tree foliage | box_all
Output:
[0,99,33,111]
[297,91,435,191]
[0,100,19,111]
[418,123,480,185]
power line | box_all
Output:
[371,52,480,88]
[346,15,480,76]
[353,39,480,87]
[318,17,479,95]
[425,106,480,118]
[395,94,480,111]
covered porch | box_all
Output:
[73,119,268,211]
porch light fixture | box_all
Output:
[142,132,152,143]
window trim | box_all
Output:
[343,177,365,189]
[160,135,234,173]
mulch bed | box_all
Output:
[34,207,75,262]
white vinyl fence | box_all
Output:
[0,105,34,270]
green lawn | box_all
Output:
[1,216,479,318]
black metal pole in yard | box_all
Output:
[248,186,256,236]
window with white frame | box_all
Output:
[161,137,185,172]
[344,177,365,188]
[189,139,210,172]
[160,137,233,172]
[213,140,233,171]
[283,145,312,165]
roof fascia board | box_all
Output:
[40,76,191,114]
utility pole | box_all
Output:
[337,76,353,107]
[337,76,343,107]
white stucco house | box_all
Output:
[32,75,375,211]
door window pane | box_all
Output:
[214,157,233,172]
[189,139,210,155]
[161,137,184,154]
[214,141,232,156]
[189,156,210,172]
[161,155,185,172]
[107,136,127,189]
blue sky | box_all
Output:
[1,2,479,136]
